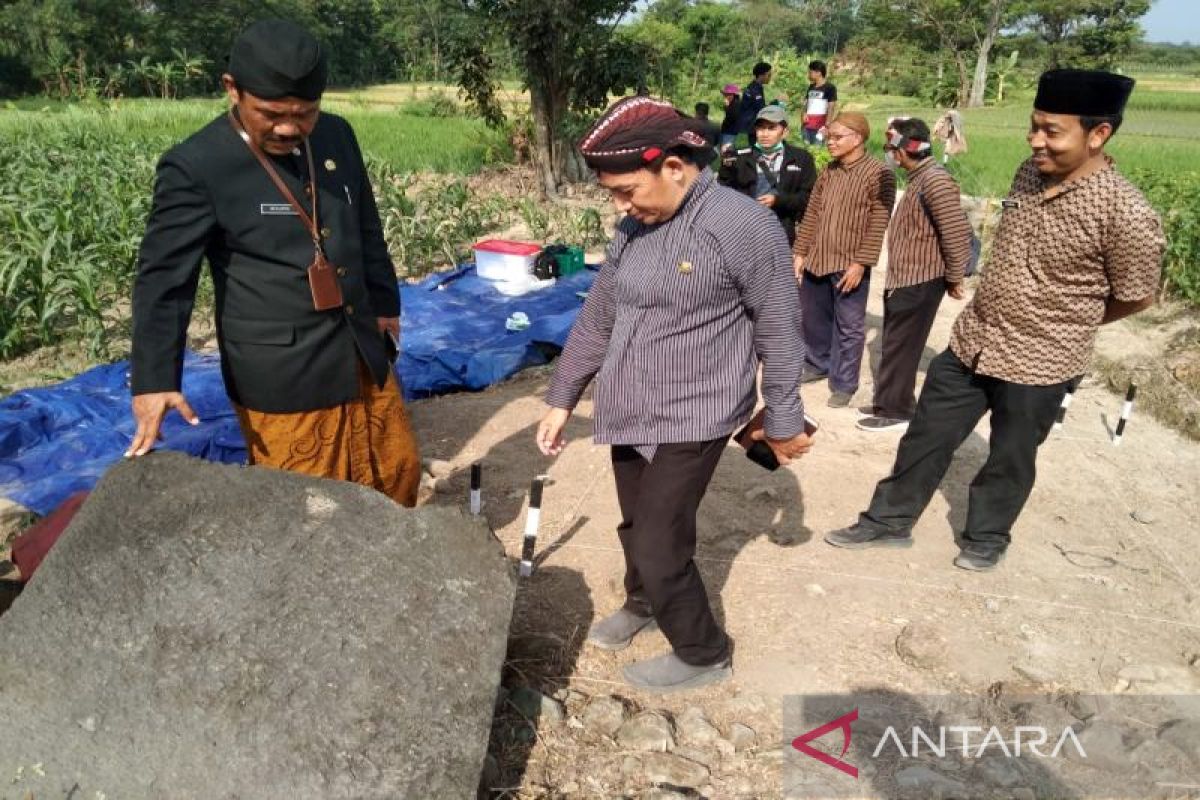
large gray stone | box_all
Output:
[0,452,515,799]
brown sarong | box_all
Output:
[234,363,421,507]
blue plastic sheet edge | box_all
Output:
[0,265,595,516]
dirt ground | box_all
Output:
[401,272,1200,798]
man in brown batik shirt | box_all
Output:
[825,69,1165,571]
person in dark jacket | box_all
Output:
[127,19,421,506]
[719,104,817,245]
[737,62,773,144]
[718,84,741,150]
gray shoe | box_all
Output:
[623,651,732,693]
[828,391,853,408]
[824,523,913,549]
[587,608,657,651]
[856,415,910,432]
[801,369,828,384]
[953,549,1006,572]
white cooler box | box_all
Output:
[473,239,555,295]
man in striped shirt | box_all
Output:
[793,112,896,407]
[536,96,813,692]
[858,118,973,432]
[826,69,1164,572]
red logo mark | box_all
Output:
[791,708,859,779]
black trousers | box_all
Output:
[860,350,1071,554]
[613,439,731,666]
[872,279,945,420]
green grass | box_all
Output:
[0,97,510,174]
[837,93,1200,198]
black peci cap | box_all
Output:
[1034,69,1135,117]
[228,19,328,101]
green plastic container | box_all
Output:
[553,245,586,276]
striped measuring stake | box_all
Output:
[519,477,545,578]
[1112,383,1137,446]
[469,463,482,515]
[1052,387,1074,431]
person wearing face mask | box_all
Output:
[535,96,813,692]
[825,70,1164,572]
[718,104,818,245]
[792,112,896,408]
[858,117,973,433]
[128,20,421,505]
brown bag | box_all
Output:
[228,112,344,311]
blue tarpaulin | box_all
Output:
[0,266,595,515]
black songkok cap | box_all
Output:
[1034,69,1135,117]
[578,96,711,173]
[228,19,328,101]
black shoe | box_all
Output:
[824,523,913,549]
[827,391,853,408]
[856,405,878,418]
[953,549,1006,571]
[856,415,910,432]
[801,369,828,384]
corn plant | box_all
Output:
[0,121,160,358]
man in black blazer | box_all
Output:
[718,104,818,245]
[127,19,421,505]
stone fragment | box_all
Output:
[0,453,514,800]
[582,695,627,737]
[617,711,676,753]
[642,752,709,788]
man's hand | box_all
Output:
[945,281,965,300]
[1101,295,1155,325]
[750,428,815,466]
[793,254,806,280]
[127,392,200,458]
[758,194,777,208]
[377,316,399,339]
[536,407,571,456]
[836,263,865,294]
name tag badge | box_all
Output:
[786,164,802,172]
[1001,199,1021,210]
[260,203,298,216]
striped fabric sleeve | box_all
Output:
[543,222,630,410]
[726,216,806,440]
[927,172,973,284]
[852,166,896,267]
[792,169,826,259]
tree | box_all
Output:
[858,0,1018,107]
[454,0,642,196]
[738,0,806,59]
[622,17,689,99]
[968,0,1008,107]
[1016,0,1151,70]
[791,0,859,55]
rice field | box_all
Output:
[0,96,512,175]
[0,70,1197,363]
[844,89,1200,199]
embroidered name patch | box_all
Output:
[260,203,298,216]
[1001,199,1022,210]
